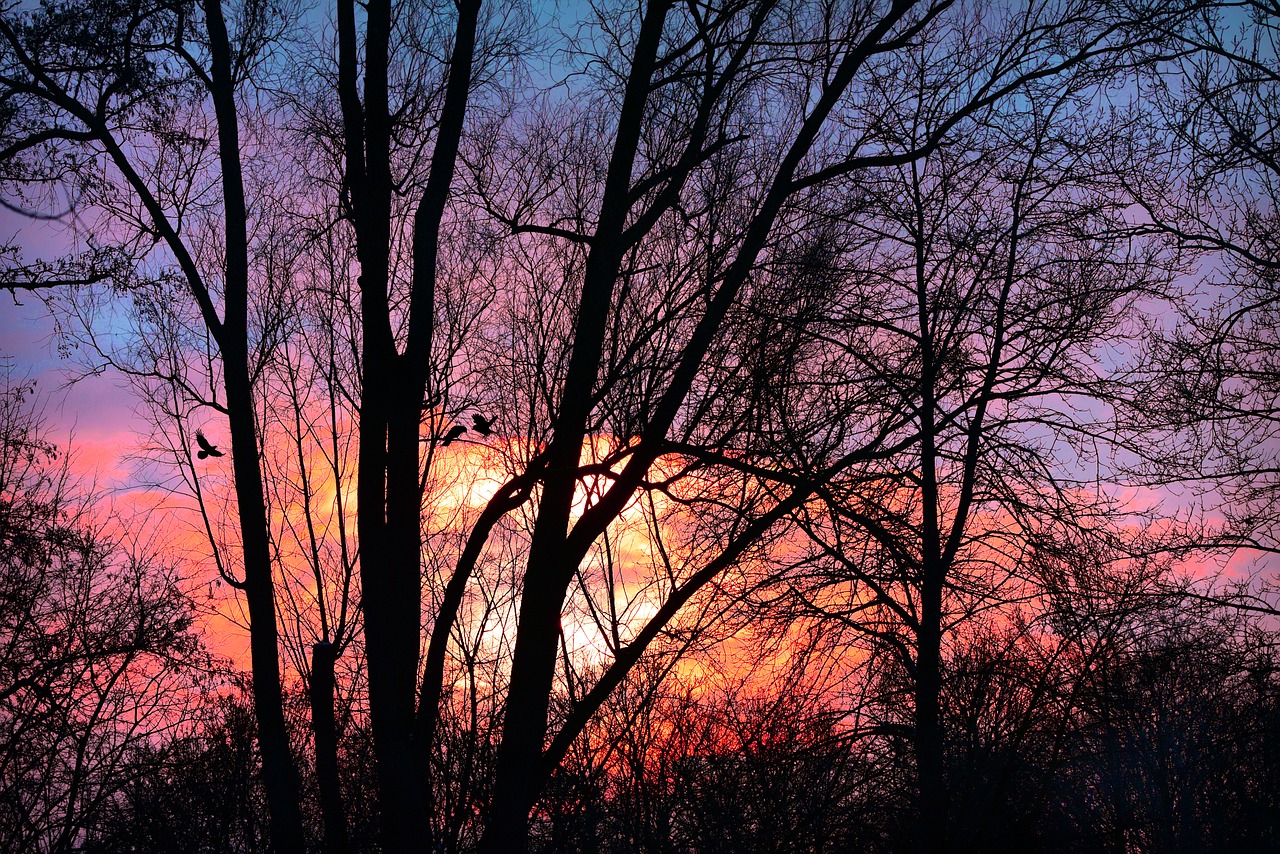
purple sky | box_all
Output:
[1,207,144,488]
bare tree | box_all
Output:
[1121,1,1280,565]
[433,1,1188,848]
[0,376,208,853]
[0,0,1208,850]
[756,45,1181,847]
[0,0,313,847]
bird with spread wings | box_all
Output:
[195,430,224,459]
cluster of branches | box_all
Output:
[1,0,1277,851]
[0,376,210,852]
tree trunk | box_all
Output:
[311,641,350,854]
[337,0,481,842]
[477,544,572,853]
[202,0,306,847]
[915,571,947,854]
[476,5,672,844]
[358,371,428,852]
[224,350,307,854]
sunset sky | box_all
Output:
[2,1,1277,850]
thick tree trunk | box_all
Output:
[478,541,573,853]
[358,368,428,853]
[476,6,673,845]
[342,0,481,844]
[311,641,350,854]
[341,0,425,839]
[470,5,915,847]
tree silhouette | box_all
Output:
[3,0,1276,851]
[0,377,208,853]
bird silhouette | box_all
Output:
[195,430,224,459]
[471,413,493,437]
[441,425,467,446]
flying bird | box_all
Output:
[471,413,493,437]
[441,425,467,446]
[195,430,224,459]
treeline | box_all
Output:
[78,593,1280,852]
[3,383,1276,851]
[1,0,1277,851]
